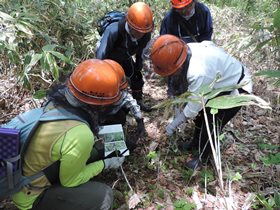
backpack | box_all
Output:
[0,102,89,200]
[97,10,126,36]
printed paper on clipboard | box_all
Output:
[98,124,129,157]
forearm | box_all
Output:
[60,160,104,187]
[124,92,142,119]
[53,125,105,187]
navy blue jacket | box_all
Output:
[96,19,151,75]
[160,2,213,43]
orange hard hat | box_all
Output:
[103,59,128,90]
[127,2,153,33]
[171,0,193,9]
[68,59,121,105]
[151,35,188,77]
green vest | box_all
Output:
[21,120,85,196]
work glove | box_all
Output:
[136,118,145,137]
[103,157,125,170]
[166,112,187,136]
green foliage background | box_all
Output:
[0,0,279,94]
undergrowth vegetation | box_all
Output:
[0,0,279,93]
[0,0,279,209]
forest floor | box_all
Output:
[1,5,280,210]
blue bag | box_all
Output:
[97,11,126,36]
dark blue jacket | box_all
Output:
[96,19,151,75]
[160,2,213,43]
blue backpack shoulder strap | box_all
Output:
[40,102,89,125]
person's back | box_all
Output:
[149,35,253,169]
[11,59,126,210]
[12,118,103,209]
[96,2,154,112]
[160,0,213,43]
[187,41,243,88]
[96,19,151,70]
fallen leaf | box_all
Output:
[128,193,141,209]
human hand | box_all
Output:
[136,118,145,137]
[104,157,125,170]
[165,112,187,136]
[166,122,176,136]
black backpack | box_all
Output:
[97,11,126,36]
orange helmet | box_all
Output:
[171,0,193,9]
[67,59,121,105]
[103,59,128,90]
[127,2,153,33]
[151,35,188,77]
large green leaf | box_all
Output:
[0,11,15,22]
[256,70,280,78]
[15,23,33,36]
[24,53,42,73]
[206,94,271,110]
[204,83,244,100]
[49,51,73,64]
[43,44,57,52]
[273,8,280,29]
[33,89,47,99]
[275,191,280,207]
[41,52,50,71]
[46,53,59,80]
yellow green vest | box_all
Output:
[21,120,84,196]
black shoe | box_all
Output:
[138,100,152,112]
[178,140,194,151]
[185,157,201,170]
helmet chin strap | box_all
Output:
[65,87,85,108]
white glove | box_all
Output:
[104,157,125,170]
[166,112,187,136]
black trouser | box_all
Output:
[32,181,113,210]
[191,89,246,159]
[122,58,144,92]
[192,105,241,159]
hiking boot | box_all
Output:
[185,157,201,170]
[178,140,195,151]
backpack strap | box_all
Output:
[116,18,126,46]
[2,155,20,189]
[171,10,198,42]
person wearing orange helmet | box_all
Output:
[101,59,146,139]
[150,35,253,169]
[96,2,154,112]
[160,0,213,43]
[11,59,125,210]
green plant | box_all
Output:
[251,162,257,170]
[256,70,280,87]
[147,151,158,160]
[258,143,279,150]
[182,168,194,181]
[230,172,242,182]
[261,153,280,166]
[173,199,196,210]
[200,169,215,185]
[155,75,270,193]
[185,187,194,196]
[157,187,165,199]
[253,192,280,210]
